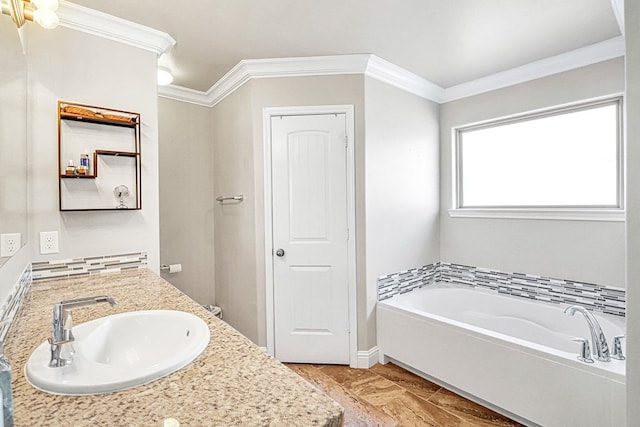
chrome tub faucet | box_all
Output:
[48,295,116,368]
[564,305,610,362]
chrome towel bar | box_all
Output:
[216,195,244,203]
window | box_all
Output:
[452,98,623,220]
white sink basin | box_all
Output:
[25,310,210,395]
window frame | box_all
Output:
[450,96,625,221]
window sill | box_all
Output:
[448,208,625,222]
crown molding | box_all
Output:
[610,0,624,35]
[158,36,625,107]
[208,55,373,107]
[158,54,444,106]
[441,36,625,103]
[365,56,445,102]
[58,1,175,55]
[157,84,212,107]
[54,2,624,105]
[160,36,625,108]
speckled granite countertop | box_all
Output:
[5,269,344,426]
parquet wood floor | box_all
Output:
[286,362,524,427]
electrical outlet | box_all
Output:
[40,231,59,254]
[1,233,21,257]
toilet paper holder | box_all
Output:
[160,264,182,273]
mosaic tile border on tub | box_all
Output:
[31,252,148,282]
[377,262,439,300]
[377,262,626,317]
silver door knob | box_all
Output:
[275,248,285,257]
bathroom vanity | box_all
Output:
[5,270,343,426]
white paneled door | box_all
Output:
[271,113,350,364]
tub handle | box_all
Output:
[571,338,594,364]
[611,335,625,360]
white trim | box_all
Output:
[157,84,212,107]
[610,0,625,35]
[159,54,443,107]
[205,60,256,107]
[448,208,626,222]
[219,55,443,106]
[450,93,625,131]
[450,96,625,220]
[241,55,370,79]
[264,110,275,359]
[263,105,358,368]
[364,56,444,102]
[210,55,371,107]
[345,106,358,369]
[356,347,379,369]
[441,36,625,103]
[160,36,625,107]
[58,0,175,55]
[58,3,623,105]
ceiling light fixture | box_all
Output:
[1,0,59,52]
[1,0,59,29]
[157,66,174,86]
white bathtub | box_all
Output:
[377,284,626,427]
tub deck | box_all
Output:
[377,283,626,427]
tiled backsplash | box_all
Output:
[0,264,32,342]
[32,252,148,282]
[378,262,626,317]
[377,263,439,301]
[0,252,148,343]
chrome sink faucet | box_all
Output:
[48,295,116,368]
[564,305,610,362]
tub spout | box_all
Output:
[564,305,610,362]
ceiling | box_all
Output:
[72,0,621,93]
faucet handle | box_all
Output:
[62,309,74,341]
[611,335,625,360]
[571,338,594,363]
[48,295,116,369]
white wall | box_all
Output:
[0,20,28,249]
[211,82,259,342]
[158,97,214,304]
[0,20,29,299]
[26,26,160,271]
[364,77,440,349]
[625,0,640,423]
[209,74,440,352]
[440,58,625,287]
[211,75,366,346]
[249,76,366,347]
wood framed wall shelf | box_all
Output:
[58,101,142,211]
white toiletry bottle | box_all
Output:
[0,341,13,427]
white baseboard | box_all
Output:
[356,346,379,368]
[271,346,378,367]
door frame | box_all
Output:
[263,105,357,367]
